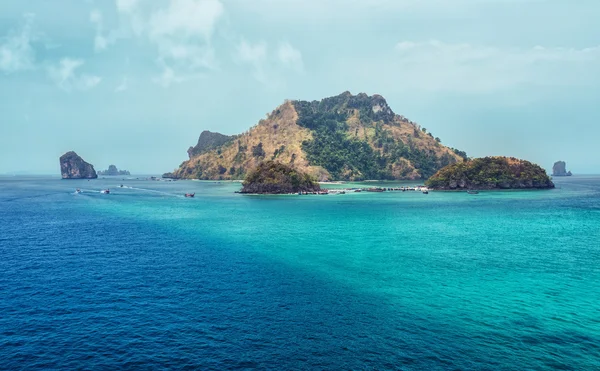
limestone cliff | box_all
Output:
[187,131,236,158]
[166,92,466,181]
[60,151,97,179]
[426,157,554,190]
[552,161,572,176]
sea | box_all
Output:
[1,175,599,370]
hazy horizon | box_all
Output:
[2,0,599,175]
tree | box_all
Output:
[252,142,266,158]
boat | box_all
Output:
[100,189,110,194]
[467,190,479,194]
[184,193,195,198]
[422,190,429,194]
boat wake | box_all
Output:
[119,186,182,198]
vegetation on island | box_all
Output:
[294,93,461,180]
[166,92,466,181]
[240,161,321,194]
[425,157,555,190]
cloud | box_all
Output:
[150,0,224,86]
[114,0,225,86]
[390,40,600,93]
[237,39,268,84]
[277,42,304,73]
[0,13,36,73]
[115,76,128,92]
[90,9,110,52]
[47,58,101,91]
[236,39,304,87]
[116,0,139,13]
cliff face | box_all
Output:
[425,157,554,190]
[60,151,97,179]
[552,161,572,176]
[187,131,235,158]
[167,92,466,181]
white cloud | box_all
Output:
[236,39,304,87]
[47,58,101,91]
[277,42,303,73]
[390,40,600,93]
[237,39,268,84]
[149,0,224,85]
[0,14,36,73]
[237,40,267,63]
[116,0,139,13]
[115,76,128,92]
[148,0,223,41]
[153,63,184,87]
[90,9,110,52]
[114,0,225,86]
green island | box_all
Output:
[425,157,555,190]
[240,161,321,194]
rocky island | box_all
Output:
[552,161,572,176]
[60,151,97,179]
[240,161,321,194]
[425,157,554,190]
[98,165,130,176]
[165,92,467,181]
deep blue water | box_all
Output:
[1,175,599,370]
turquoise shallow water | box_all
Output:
[1,175,599,369]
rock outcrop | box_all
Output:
[552,161,572,176]
[166,92,466,181]
[98,165,130,176]
[425,157,554,190]
[187,131,236,158]
[240,161,321,194]
[60,151,97,179]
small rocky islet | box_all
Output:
[240,161,321,194]
[59,151,97,179]
[425,157,554,190]
[552,161,572,176]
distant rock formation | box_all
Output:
[187,131,236,159]
[426,157,554,190]
[552,161,572,176]
[60,151,97,179]
[240,161,321,194]
[98,165,130,176]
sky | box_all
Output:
[1,0,599,174]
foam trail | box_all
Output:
[119,186,182,197]
[77,189,102,193]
